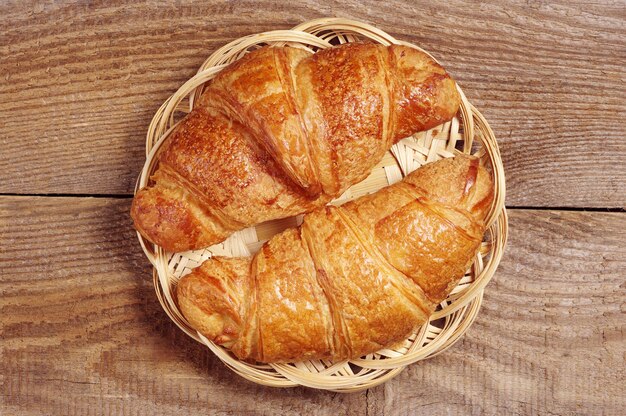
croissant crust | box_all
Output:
[177,155,493,363]
[131,43,461,252]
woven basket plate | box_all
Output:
[134,18,508,392]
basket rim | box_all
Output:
[134,18,508,392]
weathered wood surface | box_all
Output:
[1,1,625,207]
[2,1,624,414]
[2,197,624,415]
[367,209,626,415]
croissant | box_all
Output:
[131,43,461,252]
[176,155,494,363]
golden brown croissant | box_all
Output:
[131,43,461,252]
[176,155,494,363]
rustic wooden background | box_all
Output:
[1,1,624,415]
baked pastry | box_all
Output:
[131,43,460,252]
[177,155,493,363]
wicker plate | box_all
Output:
[134,18,508,392]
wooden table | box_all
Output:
[1,2,624,415]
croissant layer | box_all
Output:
[177,154,493,363]
[132,43,460,252]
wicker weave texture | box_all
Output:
[134,18,508,392]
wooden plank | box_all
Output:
[368,209,626,415]
[0,196,367,415]
[1,1,624,207]
[2,197,625,414]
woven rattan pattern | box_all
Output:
[134,18,508,392]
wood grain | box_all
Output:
[2,197,624,414]
[367,209,626,415]
[0,196,367,415]
[1,1,624,207]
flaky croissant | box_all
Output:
[177,155,494,363]
[131,43,461,252]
